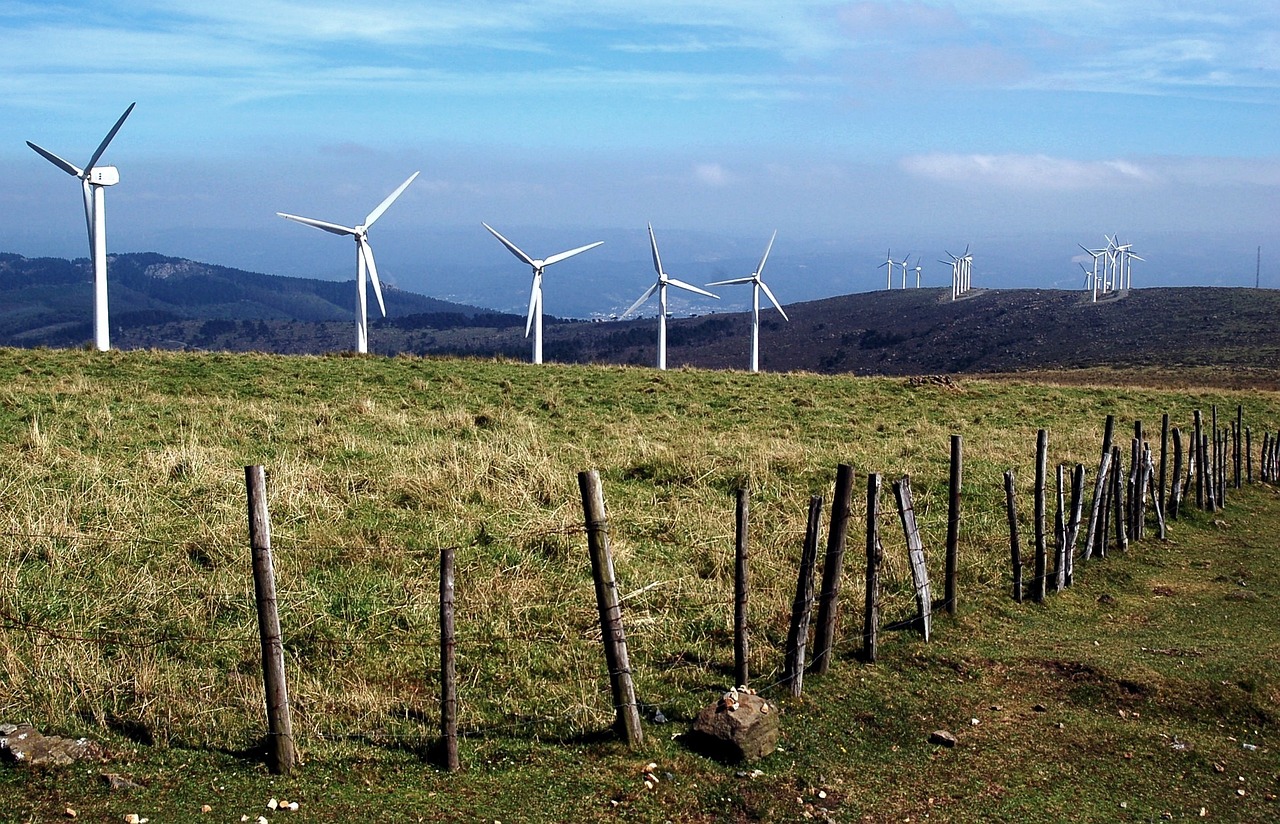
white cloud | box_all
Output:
[694,163,734,186]
[900,153,1157,190]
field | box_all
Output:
[1,348,1279,822]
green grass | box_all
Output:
[1,348,1279,821]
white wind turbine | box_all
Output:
[1079,243,1105,301]
[898,252,913,289]
[620,224,719,370]
[277,172,419,354]
[913,257,923,288]
[879,249,895,290]
[706,231,789,373]
[482,224,602,365]
[27,102,136,351]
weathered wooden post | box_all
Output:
[1169,427,1184,518]
[1033,429,1048,603]
[1211,405,1219,507]
[1145,450,1167,540]
[1129,422,1142,539]
[1112,446,1128,552]
[862,474,882,664]
[1246,427,1253,484]
[1202,432,1215,511]
[733,487,750,688]
[1053,463,1066,593]
[245,465,297,776]
[439,544,459,771]
[784,496,823,696]
[944,435,962,615]
[1194,410,1204,510]
[1064,464,1085,587]
[1132,437,1146,542]
[1003,469,1023,603]
[1083,415,1115,560]
[813,464,854,676]
[893,477,931,640]
[577,470,643,748]
[1159,413,1169,510]
[1235,405,1243,489]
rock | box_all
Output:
[0,724,106,768]
[690,693,779,762]
[929,730,958,748]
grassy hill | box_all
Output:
[1,348,1279,821]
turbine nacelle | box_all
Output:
[87,167,120,186]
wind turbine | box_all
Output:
[278,172,419,354]
[620,224,719,370]
[706,231,788,373]
[482,224,602,364]
[913,257,923,288]
[940,251,960,300]
[1079,243,1105,302]
[27,102,136,351]
[898,253,912,289]
[879,249,895,290]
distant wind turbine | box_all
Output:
[620,224,719,370]
[913,258,923,288]
[898,253,912,289]
[278,172,419,354]
[706,231,788,373]
[879,249,895,290]
[482,224,602,364]
[27,102,136,351]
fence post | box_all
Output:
[577,470,643,748]
[1112,447,1128,552]
[733,487,750,688]
[245,465,297,776]
[1033,429,1048,603]
[439,545,460,771]
[1003,469,1023,603]
[862,474,882,663]
[1083,415,1115,560]
[1169,427,1183,518]
[1064,464,1085,587]
[944,435,963,615]
[784,496,823,695]
[1159,413,1169,511]
[1194,410,1204,509]
[893,477,932,641]
[1236,405,1243,489]
[1246,427,1253,484]
[813,464,854,676]
[1053,463,1066,593]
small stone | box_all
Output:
[652,709,668,724]
[102,773,144,792]
[1032,704,1047,713]
[1237,789,1247,797]
[970,718,980,726]
[286,802,299,812]
[201,806,213,814]
[267,799,279,810]
[929,730,958,748]
[65,808,76,819]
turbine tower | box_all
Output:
[482,224,602,364]
[913,258,923,288]
[879,249,895,290]
[278,172,419,354]
[898,253,912,289]
[620,224,719,370]
[706,231,789,373]
[27,102,136,351]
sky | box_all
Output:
[1,1,1278,317]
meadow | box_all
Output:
[1,347,1278,821]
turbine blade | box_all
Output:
[705,276,755,287]
[542,240,603,267]
[277,212,357,237]
[759,280,788,321]
[483,222,536,267]
[648,223,664,276]
[755,230,777,277]
[360,239,387,316]
[667,277,719,300]
[525,273,540,337]
[83,102,136,174]
[364,171,419,228]
[27,142,82,177]
[620,282,659,319]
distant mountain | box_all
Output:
[0,252,511,349]
[3,253,1278,380]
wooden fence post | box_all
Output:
[1112,447,1128,552]
[1236,405,1243,489]
[1144,450,1167,540]
[1194,410,1204,510]
[813,464,854,676]
[1083,415,1116,560]
[1169,427,1183,518]
[577,470,643,748]
[1159,413,1169,511]
[439,545,459,771]
[862,474,882,663]
[1064,464,1085,587]
[245,465,297,776]
[1211,405,1219,507]
[892,477,931,641]
[1033,429,1048,603]
[1003,469,1023,603]
[1053,463,1066,593]
[944,435,962,615]
[733,487,750,689]
[1246,427,1253,484]
[784,496,823,695]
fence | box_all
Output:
[1,405,1274,775]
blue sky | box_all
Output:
[1,1,1277,316]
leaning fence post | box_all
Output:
[1003,469,1023,603]
[733,487,750,689]
[1169,427,1183,519]
[1159,413,1169,510]
[577,470,643,748]
[439,545,460,771]
[245,465,297,776]
[862,474,882,663]
[893,476,932,641]
[1112,447,1129,552]
[944,435,963,615]
[1083,415,1115,560]
[784,496,823,695]
[1064,464,1085,587]
[1053,463,1066,593]
[813,464,854,676]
